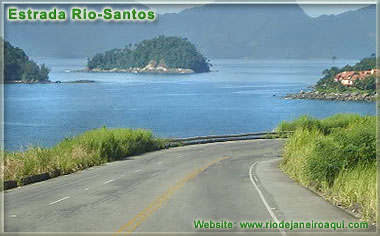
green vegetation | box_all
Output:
[277,114,376,222]
[354,75,376,91]
[3,128,167,185]
[87,35,211,73]
[3,39,50,82]
[315,56,377,94]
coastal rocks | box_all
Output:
[5,80,95,84]
[285,90,376,102]
[63,80,95,83]
[4,80,52,84]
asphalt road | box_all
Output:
[3,139,372,235]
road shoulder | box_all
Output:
[254,158,373,233]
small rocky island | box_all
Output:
[285,56,377,102]
[82,35,211,74]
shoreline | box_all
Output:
[4,80,96,84]
[285,90,376,102]
[73,67,195,74]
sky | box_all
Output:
[146,3,369,17]
[299,4,369,17]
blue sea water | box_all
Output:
[4,58,376,151]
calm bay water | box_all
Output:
[4,58,376,151]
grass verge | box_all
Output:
[277,114,377,222]
[3,128,168,186]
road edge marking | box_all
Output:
[249,160,287,236]
[113,156,231,235]
[49,196,70,206]
[104,179,115,184]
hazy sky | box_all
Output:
[299,4,368,17]
[147,3,368,17]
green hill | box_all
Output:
[3,39,50,83]
[87,35,211,73]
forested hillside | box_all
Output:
[4,40,50,82]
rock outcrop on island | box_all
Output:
[285,90,376,102]
[85,35,211,74]
[82,60,194,74]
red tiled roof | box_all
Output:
[335,69,378,86]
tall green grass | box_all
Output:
[276,113,364,135]
[3,128,167,184]
[278,114,377,222]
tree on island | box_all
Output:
[354,75,376,91]
[3,39,50,82]
[87,35,211,73]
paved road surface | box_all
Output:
[3,139,372,235]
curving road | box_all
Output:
[3,139,371,235]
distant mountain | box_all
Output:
[4,4,376,59]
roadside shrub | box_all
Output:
[276,115,322,133]
[330,162,377,221]
[279,114,377,222]
[281,127,323,185]
[277,113,365,135]
[319,113,362,133]
[306,137,344,187]
[331,117,376,167]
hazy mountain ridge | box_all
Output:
[4,4,376,58]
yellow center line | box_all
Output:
[113,156,232,235]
